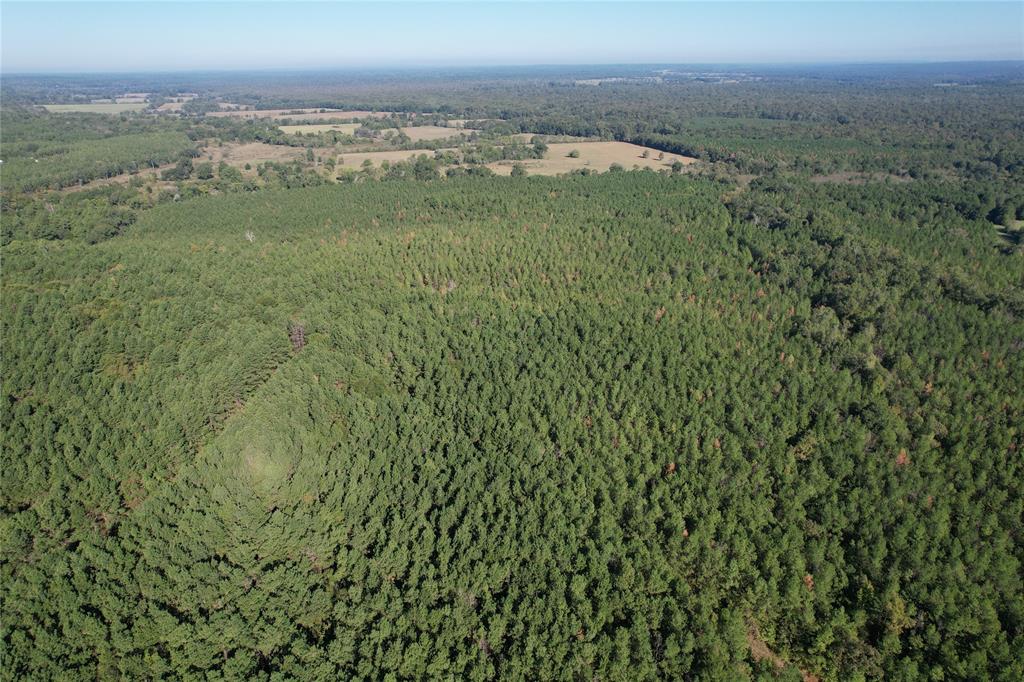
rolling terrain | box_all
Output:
[1,64,1022,679]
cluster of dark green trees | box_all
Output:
[0,109,194,192]
[2,69,1022,679]
[3,170,1022,679]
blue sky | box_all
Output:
[2,2,1021,73]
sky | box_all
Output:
[1,1,1022,73]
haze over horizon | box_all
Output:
[2,1,1022,74]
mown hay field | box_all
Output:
[487,141,697,175]
[332,141,697,176]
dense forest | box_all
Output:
[1,65,1022,680]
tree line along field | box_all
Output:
[206,108,392,120]
[278,123,361,135]
[0,66,1022,680]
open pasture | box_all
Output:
[332,141,696,176]
[487,141,697,176]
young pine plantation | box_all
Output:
[0,68,1022,680]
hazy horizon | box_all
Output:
[2,1,1022,74]
[3,59,1024,78]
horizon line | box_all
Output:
[4,58,1023,78]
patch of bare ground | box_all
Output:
[747,621,819,682]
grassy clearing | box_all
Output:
[488,141,697,176]
[43,103,149,114]
[207,142,307,167]
[333,141,697,176]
